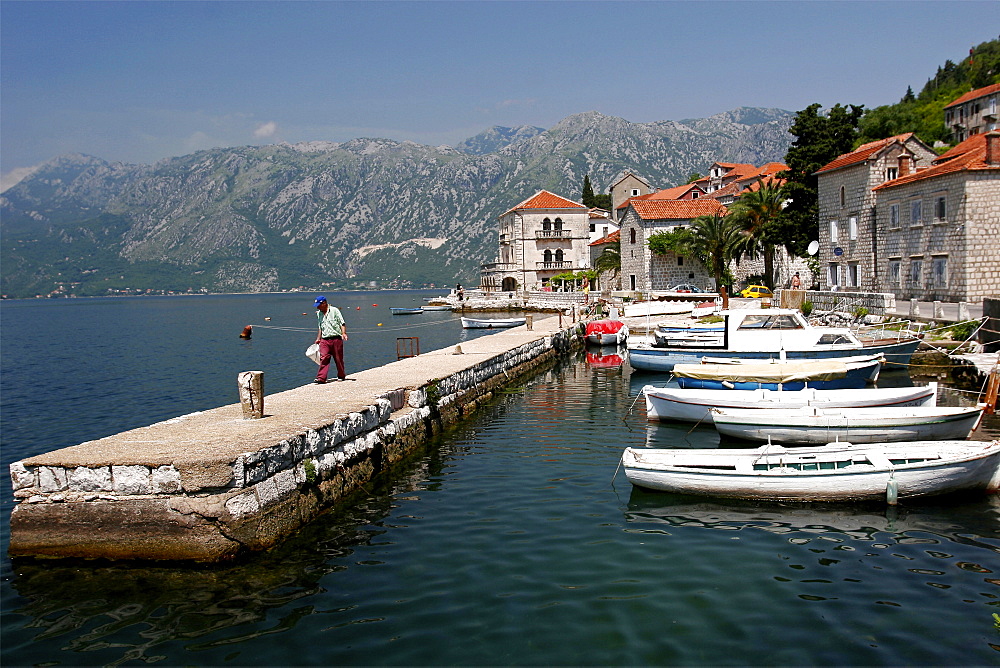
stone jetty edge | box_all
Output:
[9,318,582,563]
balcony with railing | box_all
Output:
[481,262,518,272]
[536,261,574,270]
[535,229,572,239]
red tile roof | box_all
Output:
[502,190,586,216]
[943,83,1000,109]
[588,229,620,246]
[873,132,999,191]
[630,199,727,220]
[815,134,914,174]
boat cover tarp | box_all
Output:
[673,359,849,384]
[586,320,626,336]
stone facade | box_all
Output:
[873,141,1000,303]
[481,190,592,292]
[945,82,1000,142]
[608,172,654,221]
[816,134,938,294]
[619,199,726,292]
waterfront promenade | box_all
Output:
[10,314,580,561]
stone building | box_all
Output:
[619,198,727,292]
[480,190,592,292]
[944,82,1000,143]
[608,172,654,221]
[871,131,1000,303]
[815,133,938,292]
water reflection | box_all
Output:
[624,488,1000,549]
[7,444,455,666]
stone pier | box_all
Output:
[9,317,581,562]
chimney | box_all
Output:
[986,131,1000,166]
[898,152,913,177]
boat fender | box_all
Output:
[722,381,735,389]
[886,473,898,506]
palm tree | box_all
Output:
[726,181,786,289]
[687,213,748,309]
[593,240,621,290]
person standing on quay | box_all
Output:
[314,295,348,383]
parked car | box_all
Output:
[739,285,773,299]
[669,284,705,293]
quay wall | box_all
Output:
[9,319,581,563]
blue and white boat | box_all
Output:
[629,308,919,373]
[671,355,883,391]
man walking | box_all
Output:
[314,295,348,383]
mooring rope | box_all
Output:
[250,316,464,335]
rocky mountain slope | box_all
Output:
[0,108,794,297]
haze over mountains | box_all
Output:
[0,108,794,298]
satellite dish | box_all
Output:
[807,240,819,256]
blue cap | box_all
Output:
[314,295,327,307]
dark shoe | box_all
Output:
[314,379,327,384]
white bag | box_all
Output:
[305,343,320,365]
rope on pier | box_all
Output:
[250,316,464,335]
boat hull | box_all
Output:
[622,441,1000,502]
[672,356,882,391]
[644,384,938,423]
[460,317,526,329]
[712,406,983,444]
[629,338,919,373]
[390,308,423,315]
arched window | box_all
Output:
[542,217,551,231]
[554,217,563,231]
[630,228,637,244]
[543,249,553,263]
[555,249,564,263]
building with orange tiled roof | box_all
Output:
[588,229,621,288]
[815,134,937,293]
[869,131,1000,302]
[944,83,1000,142]
[482,190,593,292]
[619,198,728,292]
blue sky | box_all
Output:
[1,1,997,186]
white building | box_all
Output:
[480,190,593,292]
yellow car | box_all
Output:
[739,285,773,299]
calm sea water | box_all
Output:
[2,293,999,666]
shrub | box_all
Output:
[801,300,813,316]
[950,321,978,341]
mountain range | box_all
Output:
[0,107,795,298]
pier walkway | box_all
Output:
[10,315,580,562]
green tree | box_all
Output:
[727,181,788,288]
[688,213,748,308]
[581,175,596,208]
[685,172,703,184]
[594,240,621,288]
[778,103,864,257]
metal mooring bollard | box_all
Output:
[238,370,264,419]
[525,315,533,330]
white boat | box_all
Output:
[421,305,452,311]
[585,319,629,346]
[672,355,883,391]
[643,383,939,423]
[712,405,984,444]
[460,316,526,329]
[628,308,920,372]
[620,440,1000,502]
[390,307,423,315]
[622,301,695,318]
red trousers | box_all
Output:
[317,337,345,381]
